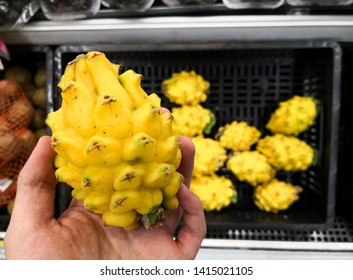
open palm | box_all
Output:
[4,136,206,260]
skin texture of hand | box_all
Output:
[4,136,206,260]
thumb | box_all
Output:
[10,136,57,227]
[175,185,206,259]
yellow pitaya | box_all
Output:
[46,51,184,230]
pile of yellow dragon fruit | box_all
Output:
[162,70,318,214]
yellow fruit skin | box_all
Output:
[159,112,173,140]
[103,210,140,230]
[227,151,275,187]
[254,179,302,213]
[84,192,112,214]
[170,148,182,171]
[122,133,157,162]
[85,51,133,111]
[46,51,183,230]
[155,136,181,165]
[82,166,115,193]
[118,69,148,108]
[217,121,261,152]
[143,163,176,189]
[84,135,123,166]
[132,103,162,139]
[55,164,84,189]
[266,96,318,136]
[72,188,87,201]
[51,129,86,167]
[54,155,66,168]
[162,70,210,105]
[74,54,96,97]
[61,81,96,138]
[58,59,75,90]
[162,172,184,200]
[171,105,212,137]
[162,196,179,211]
[256,134,314,171]
[93,93,132,140]
[147,93,161,108]
[191,175,237,211]
[113,163,145,191]
[110,189,163,215]
[45,108,65,134]
[192,136,227,177]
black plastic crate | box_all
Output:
[336,43,353,224]
[54,41,341,231]
[0,45,53,231]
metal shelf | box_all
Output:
[198,217,353,258]
[1,15,353,45]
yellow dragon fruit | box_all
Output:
[254,179,302,213]
[266,95,318,136]
[171,104,215,137]
[256,134,315,172]
[192,136,227,177]
[162,70,210,105]
[227,151,275,187]
[216,121,261,152]
[46,51,184,230]
[190,174,237,211]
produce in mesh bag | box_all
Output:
[171,105,215,137]
[0,80,34,130]
[227,151,275,187]
[0,129,22,165]
[0,131,36,207]
[190,174,237,211]
[162,70,210,105]
[256,134,315,172]
[216,120,261,152]
[0,80,36,207]
[266,95,318,136]
[4,66,32,85]
[5,64,49,142]
[46,51,184,230]
[254,179,302,213]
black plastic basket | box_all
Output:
[0,45,53,231]
[336,43,353,224]
[54,41,341,231]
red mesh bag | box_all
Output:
[0,80,36,207]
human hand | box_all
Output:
[4,136,206,260]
